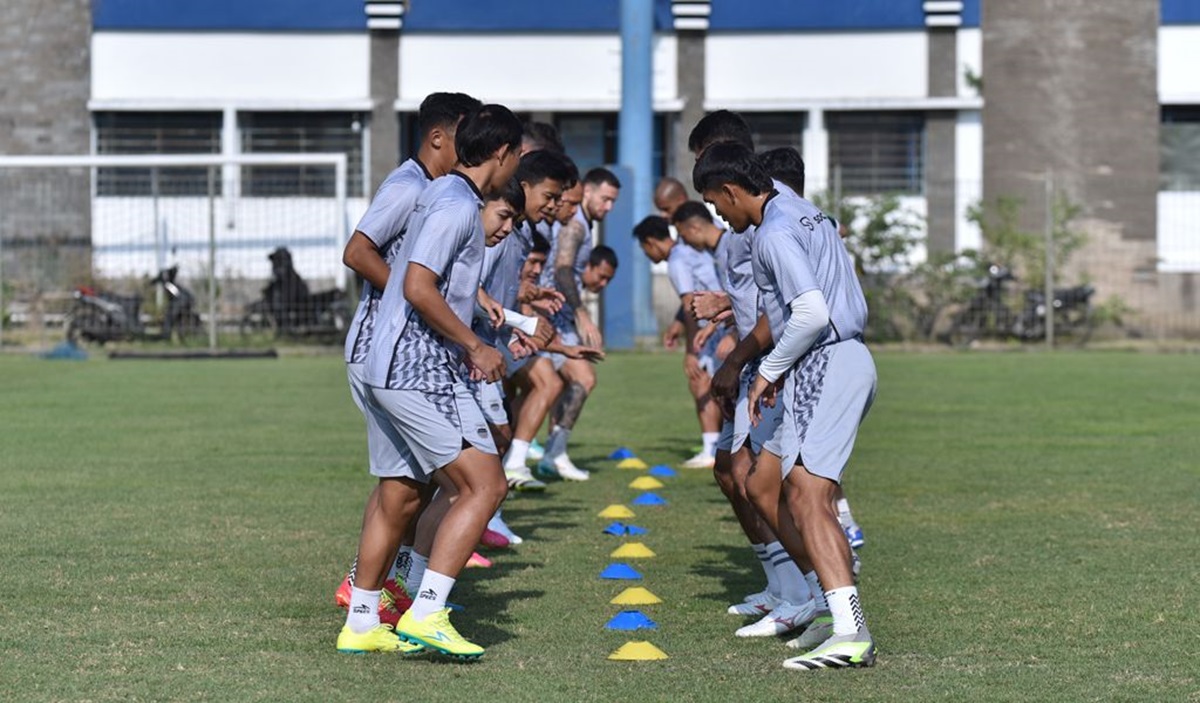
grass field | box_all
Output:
[1,350,1198,702]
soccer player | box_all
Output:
[653,176,689,219]
[632,215,724,468]
[695,141,878,670]
[336,92,480,631]
[535,168,621,481]
[347,104,523,658]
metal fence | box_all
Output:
[0,154,356,350]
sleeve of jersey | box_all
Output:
[407,202,467,280]
[354,179,419,248]
[757,289,830,384]
[667,252,695,297]
[762,230,819,303]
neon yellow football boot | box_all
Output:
[336,624,424,655]
[396,608,484,659]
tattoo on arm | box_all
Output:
[554,221,585,309]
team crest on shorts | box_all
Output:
[477,427,489,438]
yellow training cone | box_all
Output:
[610,587,663,605]
[608,641,669,661]
[598,504,636,519]
[611,542,656,559]
[616,457,649,470]
[628,476,664,490]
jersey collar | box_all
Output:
[449,169,485,203]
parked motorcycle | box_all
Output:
[65,266,202,345]
[946,264,1096,347]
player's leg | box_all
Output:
[537,358,595,481]
[504,357,559,489]
[835,484,865,549]
[682,356,722,469]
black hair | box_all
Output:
[583,167,621,189]
[670,200,714,226]
[522,121,564,153]
[531,231,551,256]
[687,110,754,155]
[488,176,526,215]
[559,154,580,189]
[758,147,806,197]
[692,142,773,196]
[632,215,671,243]
[516,150,575,190]
[589,245,619,270]
[416,92,482,142]
[455,104,524,168]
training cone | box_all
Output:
[611,542,656,559]
[648,465,677,478]
[616,457,649,470]
[608,641,669,661]
[608,447,636,460]
[626,524,649,535]
[631,492,668,506]
[599,504,636,519]
[602,522,628,536]
[610,587,663,605]
[599,563,643,580]
[605,610,658,631]
[628,476,664,490]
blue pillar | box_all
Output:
[605,0,656,349]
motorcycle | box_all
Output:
[947,264,1096,347]
[65,266,202,345]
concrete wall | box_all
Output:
[0,0,93,298]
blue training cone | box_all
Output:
[603,522,628,536]
[626,525,649,535]
[631,492,668,506]
[600,563,643,580]
[648,465,677,478]
[605,610,658,631]
[609,447,637,460]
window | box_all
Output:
[555,113,669,181]
[94,112,222,196]
[1162,107,1200,191]
[827,112,925,195]
[743,112,806,154]
[240,112,364,196]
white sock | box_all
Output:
[804,571,829,611]
[768,545,811,605]
[345,586,381,633]
[408,569,456,621]
[388,546,412,584]
[702,432,719,457]
[825,585,867,636]
[545,427,571,462]
[752,544,781,597]
[405,552,428,596]
[836,497,854,523]
[504,439,531,470]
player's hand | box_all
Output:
[524,285,564,314]
[662,318,684,350]
[530,315,555,348]
[683,353,705,382]
[508,330,537,360]
[691,290,731,321]
[715,332,737,363]
[466,342,505,383]
[746,373,781,426]
[693,322,718,352]
[711,359,741,407]
[478,290,505,329]
[577,310,603,349]
[562,344,606,362]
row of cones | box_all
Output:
[601,447,670,661]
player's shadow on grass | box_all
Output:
[689,544,763,607]
[498,502,580,542]
[442,584,544,651]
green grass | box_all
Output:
[1,351,1198,702]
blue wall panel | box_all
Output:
[404,0,675,31]
[1163,0,1200,24]
[961,0,981,28]
[93,0,365,31]
[709,0,926,31]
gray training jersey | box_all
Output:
[474,220,534,346]
[752,191,867,350]
[344,158,433,364]
[365,172,487,392]
[713,228,760,341]
[667,240,721,297]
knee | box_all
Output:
[712,465,737,498]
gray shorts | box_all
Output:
[368,381,498,477]
[540,319,580,371]
[763,338,876,482]
[716,360,783,454]
[501,337,533,377]
[471,379,509,426]
[697,326,725,376]
[347,363,421,480]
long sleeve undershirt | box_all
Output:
[757,289,829,384]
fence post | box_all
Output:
[207,166,218,351]
[1044,170,1055,349]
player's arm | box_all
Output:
[342,231,390,290]
[710,314,771,404]
[405,264,503,381]
[749,290,829,423]
[690,290,732,320]
[553,220,586,311]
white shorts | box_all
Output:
[715,360,783,455]
[368,381,498,478]
[471,379,509,426]
[347,363,420,479]
[763,339,876,482]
